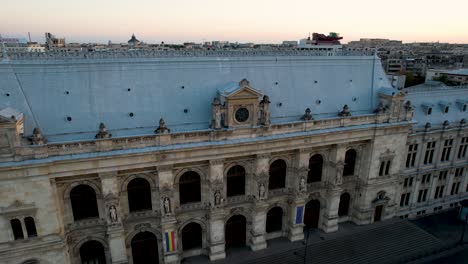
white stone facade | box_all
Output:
[0,54,466,264]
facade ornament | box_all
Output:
[109,205,118,223]
[302,108,313,121]
[155,118,170,134]
[338,104,351,117]
[258,183,266,199]
[404,100,414,111]
[239,78,250,87]
[29,127,47,145]
[374,102,386,114]
[95,122,112,139]
[299,176,306,192]
[163,197,171,215]
[259,95,271,126]
[214,190,222,206]
[424,122,432,131]
[443,120,450,129]
[335,161,345,185]
[211,98,222,129]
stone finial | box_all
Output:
[404,100,413,111]
[374,102,386,114]
[155,118,170,134]
[239,78,250,87]
[460,119,466,127]
[211,98,222,129]
[424,122,432,131]
[95,122,112,139]
[443,120,450,129]
[302,108,313,121]
[259,95,271,126]
[338,104,351,117]
[30,127,47,145]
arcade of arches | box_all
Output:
[60,147,386,264]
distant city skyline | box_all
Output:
[2,0,468,44]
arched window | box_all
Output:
[24,217,37,237]
[10,218,24,240]
[227,165,246,197]
[70,185,99,221]
[343,149,357,176]
[225,215,246,249]
[182,222,203,251]
[266,207,283,233]
[131,232,159,264]
[308,154,323,183]
[79,240,107,264]
[338,193,351,217]
[269,159,287,190]
[179,171,201,204]
[127,178,152,212]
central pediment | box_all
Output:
[219,79,263,100]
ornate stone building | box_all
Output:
[0,51,466,264]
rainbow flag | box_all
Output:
[165,231,176,252]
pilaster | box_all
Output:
[208,159,226,261]
[99,172,128,264]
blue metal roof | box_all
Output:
[0,55,394,142]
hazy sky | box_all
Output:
[1,0,467,44]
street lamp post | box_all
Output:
[303,227,311,264]
[457,199,468,245]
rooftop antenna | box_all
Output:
[28,32,32,42]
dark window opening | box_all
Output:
[128,178,152,212]
[70,185,99,221]
[10,219,24,240]
[268,160,287,190]
[307,154,323,183]
[266,207,283,233]
[131,232,159,264]
[24,217,37,237]
[227,165,246,197]
[338,193,351,216]
[343,149,357,176]
[79,240,107,264]
[179,171,201,204]
[182,223,203,251]
[225,215,246,249]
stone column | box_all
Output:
[208,159,226,261]
[157,165,180,264]
[287,150,308,242]
[250,154,269,251]
[100,172,128,264]
[322,189,341,232]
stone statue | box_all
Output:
[335,163,344,185]
[163,197,171,215]
[404,101,413,111]
[259,183,266,199]
[299,177,306,192]
[155,118,170,134]
[109,205,118,223]
[374,102,386,114]
[259,95,271,126]
[30,127,47,145]
[214,190,221,206]
[338,105,351,117]
[302,108,313,121]
[95,122,112,139]
[211,98,222,129]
